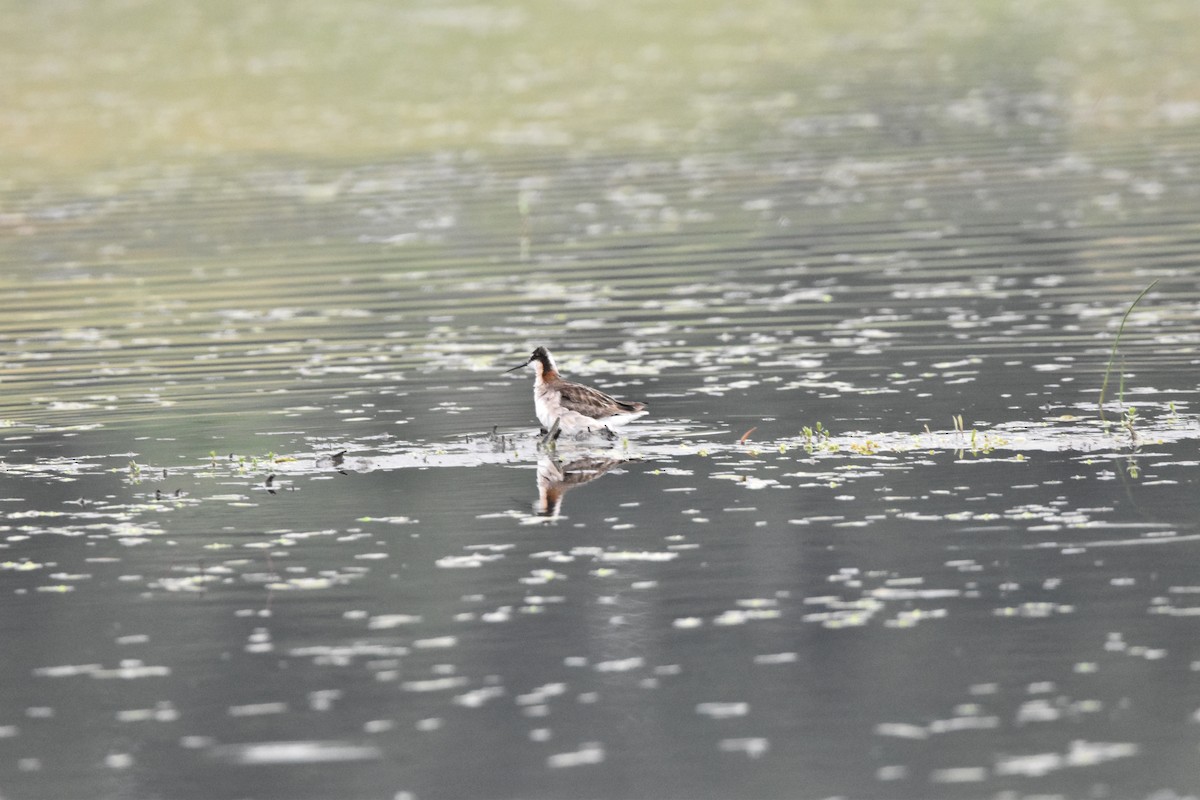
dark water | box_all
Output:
[4,3,1200,800]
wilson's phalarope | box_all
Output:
[504,346,648,439]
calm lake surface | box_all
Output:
[3,2,1200,799]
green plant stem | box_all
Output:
[1098,280,1158,422]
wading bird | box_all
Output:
[504,346,648,440]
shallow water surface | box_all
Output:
[4,157,1199,799]
[4,3,1200,800]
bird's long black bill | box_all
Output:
[503,359,531,374]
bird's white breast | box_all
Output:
[533,384,558,429]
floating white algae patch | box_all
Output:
[208,740,382,764]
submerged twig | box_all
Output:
[1098,280,1158,422]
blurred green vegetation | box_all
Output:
[2,0,1199,182]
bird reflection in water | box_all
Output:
[535,454,626,517]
